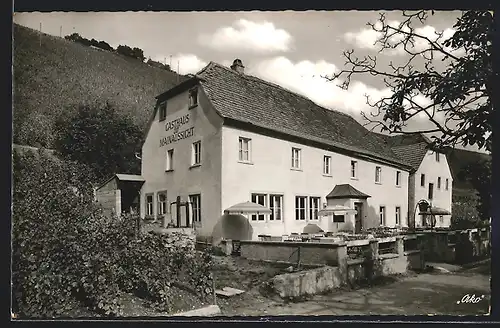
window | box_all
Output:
[379,206,386,226]
[435,152,440,162]
[251,193,267,221]
[428,183,434,200]
[159,101,167,121]
[309,197,321,220]
[375,166,382,183]
[445,178,449,190]
[239,137,251,162]
[395,206,401,225]
[269,195,283,221]
[146,194,154,216]
[396,171,401,186]
[439,215,444,224]
[295,196,307,220]
[189,88,198,108]
[157,192,167,215]
[437,177,442,189]
[333,215,345,223]
[420,174,426,187]
[351,160,357,178]
[189,194,201,223]
[323,156,331,175]
[192,141,202,166]
[166,149,174,171]
[291,148,301,169]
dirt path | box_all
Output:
[217,265,491,316]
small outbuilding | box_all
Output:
[95,174,145,217]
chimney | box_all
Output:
[230,59,245,74]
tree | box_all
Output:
[116,45,146,61]
[451,194,481,229]
[327,10,492,151]
[460,158,492,220]
[54,101,143,183]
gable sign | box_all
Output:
[159,110,195,147]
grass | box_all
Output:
[13,23,188,147]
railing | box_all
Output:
[403,235,419,252]
[346,240,370,260]
[378,241,397,255]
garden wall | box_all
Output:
[220,235,425,299]
[417,227,490,264]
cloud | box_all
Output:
[250,56,433,122]
[152,54,207,75]
[344,22,464,57]
[199,19,293,53]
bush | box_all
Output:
[12,150,213,318]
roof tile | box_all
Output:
[197,62,406,167]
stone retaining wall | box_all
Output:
[221,235,426,299]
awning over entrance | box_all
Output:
[419,207,452,216]
[318,205,357,216]
[224,201,272,215]
[326,184,371,200]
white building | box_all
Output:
[137,59,452,241]
[377,133,454,228]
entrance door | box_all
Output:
[354,202,363,234]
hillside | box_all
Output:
[13,23,188,147]
[444,147,491,194]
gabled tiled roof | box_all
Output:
[96,173,145,191]
[195,62,409,169]
[326,184,371,199]
[375,133,431,172]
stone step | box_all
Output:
[215,287,245,297]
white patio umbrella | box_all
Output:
[223,201,272,215]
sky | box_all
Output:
[13,10,486,153]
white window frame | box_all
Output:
[189,88,198,108]
[291,147,301,169]
[351,160,358,179]
[420,173,425,187]
[238,137,251,162]
[157,192,167,216]
[192,141,202,166]
[379,206,386,226]
[309,197,321,220]
[323,155,331,175]
[251,193,267,221]
[437,177,442,189]
[159,101,167,122]
[295,196,307,220]
[435,152,440,162]
[445,178,449,190]
[189,194,201,223]
[166,149,174,171]
[375,166,382,183]
[269,194,283,221]
[146,194,154,216]
[396,171,401,187]
[395,206,401,225]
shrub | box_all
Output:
[12,150,213,318]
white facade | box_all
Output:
[138,72,456,240]
[139,83,412,240]
[411,150,453,228]
[220,126,410,239]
